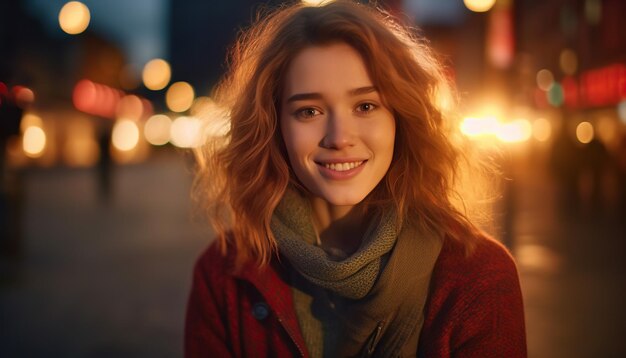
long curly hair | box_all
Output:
[194,0,485,269]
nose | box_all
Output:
[320,111,355,150]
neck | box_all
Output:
[309,197,368,255]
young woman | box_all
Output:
[186,1,526,357]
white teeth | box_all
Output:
[323,161,364,172]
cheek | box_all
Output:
[369,117,396,158]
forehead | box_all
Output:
[282,43,373,96]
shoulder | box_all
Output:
[194,240,233,276]
[421,234,527,356]
[433,234,519,290]
[425,233,524,330]
[193,238,284,291]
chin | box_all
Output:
[318,190,369,207]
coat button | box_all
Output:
[252,302,269,320]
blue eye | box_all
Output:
[356,102,377,113]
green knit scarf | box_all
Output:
[271,189,443,357]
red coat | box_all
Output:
[185,236,527,357]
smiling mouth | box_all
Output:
[317,160,365,172]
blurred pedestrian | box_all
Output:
[185,1,526,357]
[549,122,580,214]
[0,86,23,257]
[95,118,113,203]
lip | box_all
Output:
[315,159,367,180]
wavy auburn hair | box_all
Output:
[194,0,484,269]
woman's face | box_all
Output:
[280,43,396,207]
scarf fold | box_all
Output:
[272,189,396,300]
[271,189,443,357]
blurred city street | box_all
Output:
[2,0,626,357]
[0,146,624,357]
[1,150,209,357]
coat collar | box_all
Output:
[233,256,309,357]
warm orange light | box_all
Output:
[536,69,554,91]
[142,59,171,91]
[495,119,532,143]
[112,119,140,151]
[116,95,144,120]
[73,79,124,118]
[20,113,43,132]
[144,114,172,146]
[435,85,454,112]
[559,49,578,75]
[460,116,500,137]
[190,96,215,116]
[170,116,203,148]
[302,0,330,5]
[23,126,46,157]
[532,118,552,142]
[516,244,562,273]
[166,81,195,112]
[58,1,90,35]
[463,0,496,13]
[576,121,594,144]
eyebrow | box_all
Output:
[285,86,377,103]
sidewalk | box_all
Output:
[1,150,210,357]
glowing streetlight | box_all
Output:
[142,59,171,91]
[58,1,90,35]
[576,122,594,144]
[464,0,496,13]
[166,82,195,113]
[144,114,172,146]
[23,126,46,158]
[112,119,140,151]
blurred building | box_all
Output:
[514,0,626,213]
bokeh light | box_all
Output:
[12,86,35,108]
[302,0,329,5]
[142,59,171,91]
[496,119,532,143]
[144,114,172,146]
[559,49,578,75]
[532,118,552,142]
[547,83,564,107]
[166,81,195,113]
[460,116,500,137]
[435,85,454,112]
[73,79,124,118]
[463,0,496,13]
[20,113,44,132]
[23,126,47,158]
[112,119,140,151]
[58,1,90,35]
[460,115,532,144]
[585,0,602,25]
[170,116,203,148]
[575,121,594,144]
[116,95,144,120]
[536,69,555,91]
[190,96,214,116]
